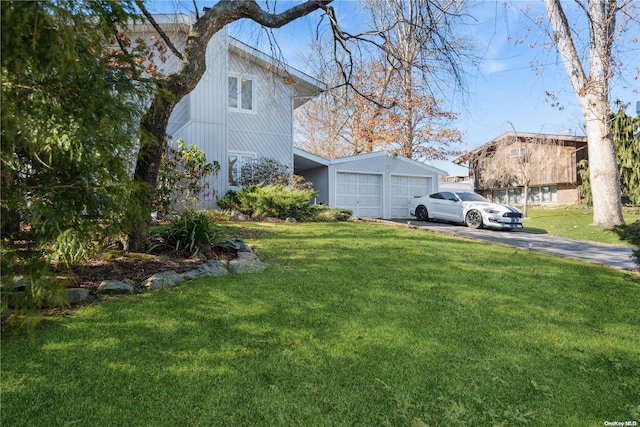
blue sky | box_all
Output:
[151,0,640,163]
[226,1,638,152]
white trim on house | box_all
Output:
[228,38,326,108]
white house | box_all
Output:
[134,14,447,218]
[131,14,325,208]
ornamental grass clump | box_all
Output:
[162,209,219,257]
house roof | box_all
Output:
[293,148,330,173]
[228,38,326,108]
[455,131,588,164]
[131,13,326,109]
[294,149,449,176]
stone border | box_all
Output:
[96,246,268,296]
[7,242,269,307]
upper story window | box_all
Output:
[228,75,254,112]
[510,146,526,157]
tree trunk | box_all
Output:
[543,0,624,227]
[582,95,623,227]
[124,93,176,252]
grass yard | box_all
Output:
[524,207,640,245]
[2,222,639,426]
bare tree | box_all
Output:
[294,36,357,159]
[295,0,470,161]
[541,0,635,227]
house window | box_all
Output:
[526,185,557,204]
[228,76,254,111]
[495,185,559,204]
[494,189,507,204]
[228,153,254,187]
[510,147,526,157]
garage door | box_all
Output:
[335,172,382,218]
[390,175,433,218]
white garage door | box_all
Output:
[390,175,433,218]
[335,172,382,218]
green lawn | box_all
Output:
[2,222,639,426]
[524,207,640,245]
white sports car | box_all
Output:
[409,191,523,230]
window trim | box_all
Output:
[492,185,558,205]
[510,146,526,158]
[228,152,255,188]
[228,74,256,113]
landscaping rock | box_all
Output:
[182,260,229,280]
[143,270,185,290]
[229,210,246,221]
[64,288,90,304]
[228,251,268,275]
[98,280,135,295]
[214,238,252,253]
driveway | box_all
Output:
[384,219,638,272]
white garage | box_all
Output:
[335,172,383,218]
[312,151,446,219]
[390,175,433,218]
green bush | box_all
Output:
[216,190,241,211]
[154,139,219,215]
[613,220,640,266]
[1,252,67,329]
[162,209,219,257]
[220,184,317,221]
[309,205,353,222]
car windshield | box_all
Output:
[454,192,489,202]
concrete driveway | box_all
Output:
[383,219,638,272]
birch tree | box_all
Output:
[542,0,633,227]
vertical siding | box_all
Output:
[299,167,329,205]
[170,29,228,209]
[227,51,294,168]
[167,94,191,136]
[174,122,227,209]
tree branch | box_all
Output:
[237,0,333,28]
[135,0,184,61]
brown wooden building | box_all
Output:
[455,132,588,206]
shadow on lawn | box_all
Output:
[2,222,639,426]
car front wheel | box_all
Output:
[415,205,429,221]
[465,209,483,229]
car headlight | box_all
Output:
[483,208,500,214]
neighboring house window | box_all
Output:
[228,153,254,187]
[493,185,557,204]
[510,147,526,157]
[529,185,557,203]
[228,75,254,111]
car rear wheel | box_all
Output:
[415,205,429,221]
[465,209,483,229]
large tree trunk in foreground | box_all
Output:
[125,0,332,252]
[543,0,623,227]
